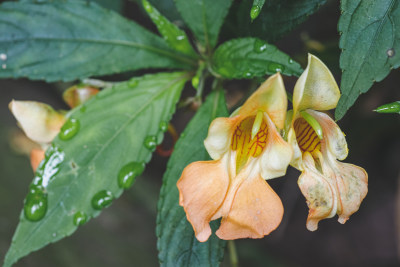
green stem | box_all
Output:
[228,240,239,267]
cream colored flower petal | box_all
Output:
[9,100,66,144]
[287,127,303,171]
[216,174,283,240]
[204,116,242,160]
[293,54,340,114]
[259,113,293,180]
[307,109,348,160]
[322,157,368,225]
[298,152,337,231]
[239,73,287,129]
[177,157,230,242]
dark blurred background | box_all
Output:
[1,0,400,266]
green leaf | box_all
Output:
[212,38,303,79]
[4,72,189,267]
[0,1,197,82]
[250,0,266,21]
[142,0,198,58]
[224,0,326,43]
[335,0,400,120]
[174,0,233,51]
[374,101,400,114]
[157,90,228,266]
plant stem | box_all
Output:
[228,240,239,267]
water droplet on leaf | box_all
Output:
[91,190,114,210]
[288,58,294,64]
[267,63,285,73]
[2,64,6,69]
[0,53,7,60]
[159,121,168,132]
[144,135,157,150]
[118,162,145,189]
[387,48,395,58]
[73,211,87,226]
[24,189,47,221]
[253,39,267,53]
[128,79,138,87]
[59,118,80,140]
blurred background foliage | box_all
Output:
[1,0,400,266]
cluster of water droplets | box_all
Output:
[24,145,65,222]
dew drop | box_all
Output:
[288,58,294,64]
[0,53,7,60]
[59,118,80,140]
[387,48,395,58]
[253,39,267,53]
[267,63,285,73]
[52,233,57,237]
[144,135,157,150]
[91,190,114,210]
[143,0,153,13]
[176,35,185,41]
[159,121,168,132]
[24,189,47,221]
[2,64,6,69]
[73,211,87,226]
[118,162,145,189]
[128,79,138,87]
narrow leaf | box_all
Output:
[0,1,196,82]
[142,0,198,58]
[4,72,189,267]
[175,0,233,50]
[250,0,266,21]
[212,38,303,79]
[157,90,228,266]
[375,101,400,114]
[335,0,400,120]
[225,0,326,43]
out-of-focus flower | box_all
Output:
[287,54,368,231]
[178,73,293,242]
[9,85,99,172]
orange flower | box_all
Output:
[287,54,368,231]
[177,73,293,242]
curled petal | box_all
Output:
[260,113,293,179]
[293,54,340,114]
[326,160,368,224]
[204,116,242,160]
[177,157,229,242]
[239,73,287,129]
[9,100,65,144]
[216,174,283,239]
[298,152,337,231]
[308,110,348,160]
[30,148,45,172]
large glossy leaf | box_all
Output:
[4,72,189,267]
[0,1,196,82]
[212,38,303,79]
[157,90,228,266]
[174,0,233,50]
[335,0,400,120]
[224,0,326,42]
